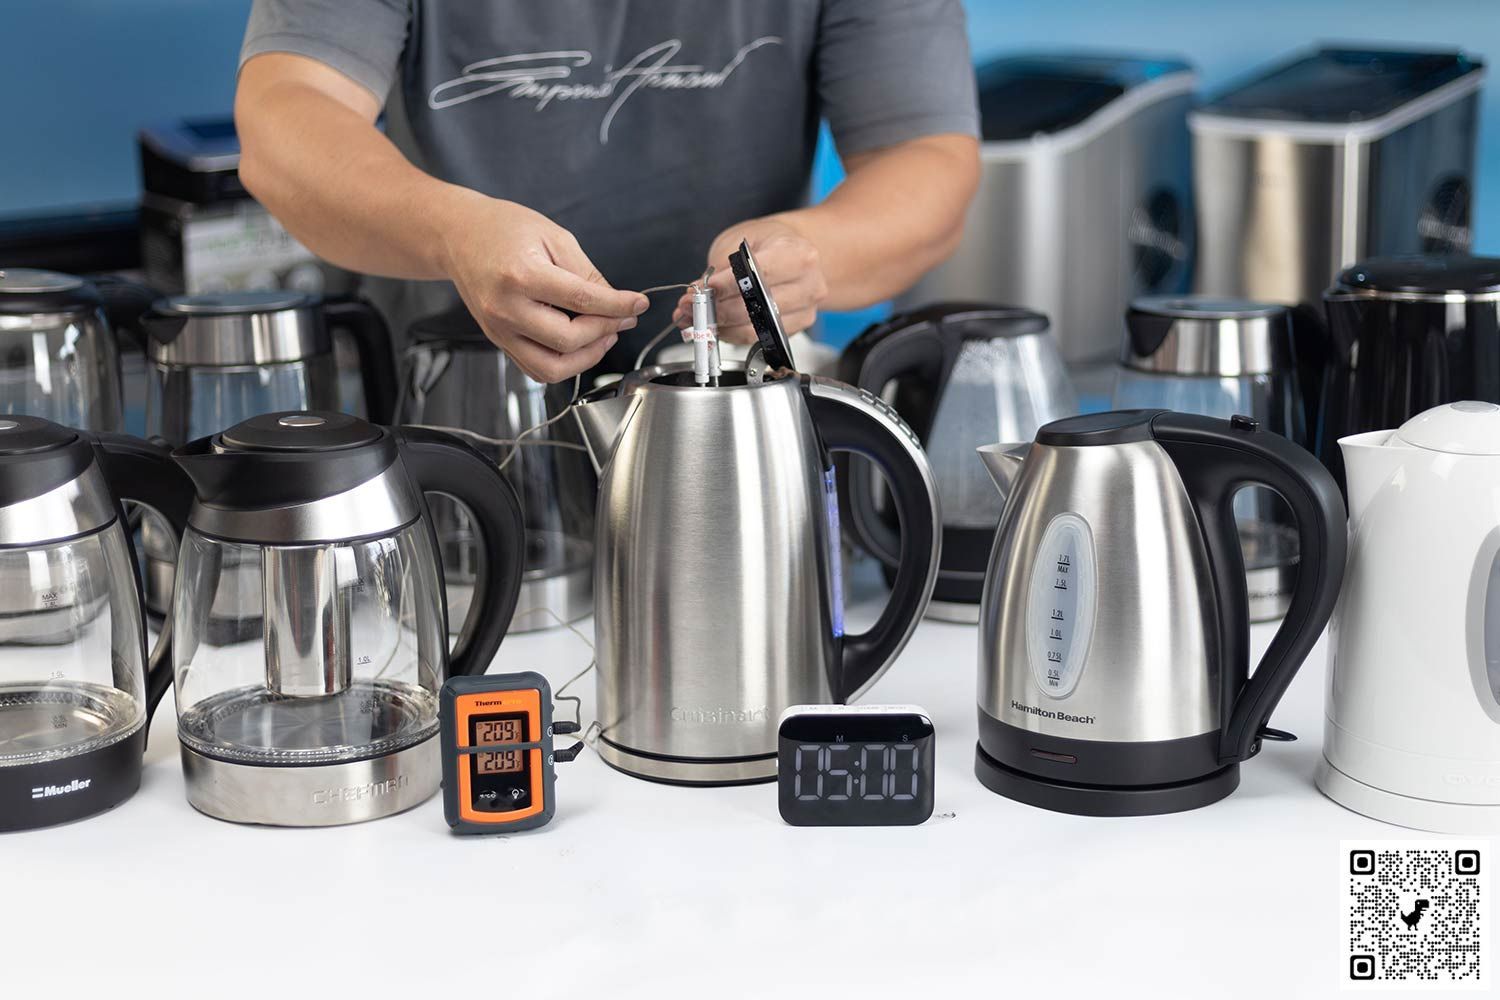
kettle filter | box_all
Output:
[262,545,353,698]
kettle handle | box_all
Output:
[804,376,941,701]
[92,433,193,722]
[1153,413,1347,764]
[395,427,525,678]
[836,312,958,566]
[88,275,160,351]
[324,298,398,424]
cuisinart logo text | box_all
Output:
[1011,700,1095,726]
[671,706,768,724]
[32,778,91,799]
[312,774,407,805]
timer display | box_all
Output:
[777,707,935,826]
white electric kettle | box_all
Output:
[1319,401,1500,832]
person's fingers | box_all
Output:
[527,259,648,320]
[515,299,635,354]
[502,328,620,384]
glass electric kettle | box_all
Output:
[168,411,525,826]
[0,416,189,831]
[397,307,594,632]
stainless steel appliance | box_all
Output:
[0,417,189,831]
[1112,297,1306,620]
[397,307,594,633]
[901,54,1196,363]
[167,411,525,826]
[137,290,397,616]
[573,243,940,785]
[1192,48,1484,306]
[974,409,1345,815]
[839,303,1077,622]
[1319,255,1500,489]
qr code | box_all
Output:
[1342,840,1490,990]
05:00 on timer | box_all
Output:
[792,743,921,801]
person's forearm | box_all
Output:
[236,71,473,280]
[776,134,979,309]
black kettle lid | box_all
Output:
[0,415,97,510]
[0,268,102,316]
[1334,255,1500,297]
[219,411,383,452]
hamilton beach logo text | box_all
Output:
[312,774,407,806]
[672,706,768,724]
[428,37,784,143]
[31,778,90,799]
[1012,699,1096,726]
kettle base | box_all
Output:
[1318,757,1500,835]
[975,744,1240,816]
[595,736,775,786]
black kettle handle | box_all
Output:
[92,433,193,721]
[804,376,940,700]
[88,275,161,350]
[1153,413,1347,764]
[396,427,525,678]
[836,312,958,566]
[324,298,398,424]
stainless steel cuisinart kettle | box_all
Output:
[574,243,941,784]
[167,411,525,825]
[0,417,189,830]
[975,410,1346,815]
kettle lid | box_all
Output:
[0,416,112,542]
[1124,296,1293,375]
[218,411,382,453]
[1334,255,1500,298]
[158,289,313,315]
[1392,401,1500,456]
[0,268,101,316]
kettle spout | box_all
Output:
[1339,430,1415,524]
[977,443,1029,499]
[572,382,634,474]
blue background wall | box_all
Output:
[3,0,1499,333]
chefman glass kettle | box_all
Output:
[975,410,1345,815]
[0,417,189,831]
[838,304,1077,622]
[167,411,524,826]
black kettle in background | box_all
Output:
[1318,255,1500,489]
[838,304,1078,621]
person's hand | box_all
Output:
[441,193,648,382]
[673,215,828,344]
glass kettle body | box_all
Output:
[0,417,188,831]
[1320,402,1500,831]
[975,409,1346,815]
[168,411,524,826]
[574,364,941,784]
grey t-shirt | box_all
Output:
[241,0,978,365]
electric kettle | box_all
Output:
[136,291,398,617]
[838,303,1077,622]
[167,411,524,826]
[573,244,941,784]
[1319,402,1500,832]
[975,409,1345,815]
[397,306,594,633]
[0,417,189,831]
[0,269,152,432]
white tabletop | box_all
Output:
[0,573,1408,998]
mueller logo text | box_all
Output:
[31,778,91,799]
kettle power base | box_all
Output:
[1317,758,1500,835]
[0,727,146,833]
[975,745,1241,817]
[594,736,776,787]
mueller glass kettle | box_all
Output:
[573,243,941,784]
[0,269,151,432]
[975,410,1345,815]
[397,306,594,633]
[1320,402,1500,833]
[0,417,188,831]
[838,304,1077,622]
[168,411,524,826]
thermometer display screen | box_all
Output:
[474,717,525,774]
[777,710,935,826]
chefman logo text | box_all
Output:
[672,706,768,724]
[31,778,91,799]
[1012,700,1095,726]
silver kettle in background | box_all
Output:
[573,243,942,785]
[974,410,1346,815]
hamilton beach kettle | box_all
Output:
[166,411,524,826]
[975,410,1346,815]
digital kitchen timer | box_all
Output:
[777,705,935,826]
[439,672,581,834]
